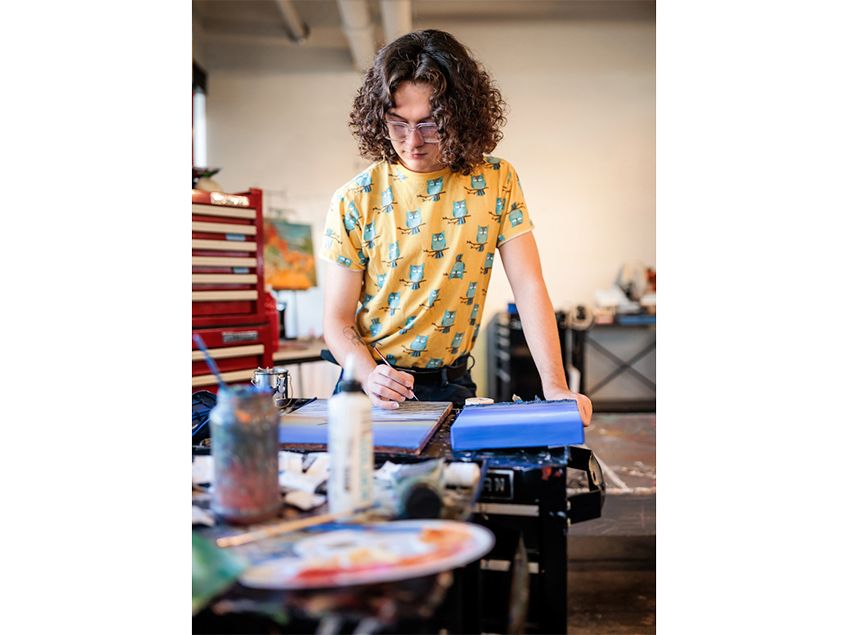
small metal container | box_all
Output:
[251,367,291,408]
[209,385,281,525]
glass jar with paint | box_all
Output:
[209,384,281,524]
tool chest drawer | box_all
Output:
[191,323,276,392]
[192,188,275,395]
[192,188,269,328]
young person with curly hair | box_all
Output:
[320,30,592,426]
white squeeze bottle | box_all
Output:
[327,355,374,514]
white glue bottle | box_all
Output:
[328,355,374,514]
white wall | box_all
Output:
[205,18,655,395]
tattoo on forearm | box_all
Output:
[343,326,366,348]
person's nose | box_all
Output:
[405,126,425,147]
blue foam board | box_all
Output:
[450,399,584,451]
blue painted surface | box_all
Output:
[450,400,584,451]
[279,400,451,450]
[280,423,437,450]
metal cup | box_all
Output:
[251,367,291,408]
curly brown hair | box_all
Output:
[349,30,508,176]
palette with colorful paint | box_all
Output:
[238,519,494,589]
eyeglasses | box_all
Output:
[384,120,441,143]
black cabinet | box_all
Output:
[487,312,656,412]
[570,321,656,412]
[486,311,568,403]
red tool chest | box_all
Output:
[192,188,276,393]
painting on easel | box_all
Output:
[263,221,317,290]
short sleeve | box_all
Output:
[319,189,365,270]
[496,164,535,248]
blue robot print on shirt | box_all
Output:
[420,288,441,309]
[398,209,425,235]
[481,252,495,275]
[508,203,525,227]
[337,255,352,267]
[425,358,444,369]
[403,334,429,358]
[466,225,488,253]
[444,200,468,225]
[354,172,372,193]
[386,353,397,365]
[485,156,502,170]
[469,303,480,326]
[376,273,387,289]
[448,331,465,355]
[432,309,456,334]
[465,174,488,197]
[369,318,383,337]
[399,316,416,334]
[357,250,368,267]
[401,264,426,290]
[417,177,444,203]
[444,254,465,280]
[462,282,477,306]
[425,231,448,259]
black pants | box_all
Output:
[404,370,477,406]
[332,366,478,407]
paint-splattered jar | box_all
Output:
[209,385,281,524]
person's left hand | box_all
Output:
[544,388,593,427]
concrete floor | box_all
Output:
[566,412,656,634]
[568,570,656,634]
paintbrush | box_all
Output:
[216,507,368,548]
[372,345,419,401]
[193,333,228,391]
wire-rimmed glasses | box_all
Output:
[384,120,441,143]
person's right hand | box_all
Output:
[365,365,416,409]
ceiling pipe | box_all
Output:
[336,0,376,72]
[379,0,413,44]
[274,0,310,44]
[335,0,413,71]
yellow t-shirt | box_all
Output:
[320,157,533,368]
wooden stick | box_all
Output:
[216,508,358,548]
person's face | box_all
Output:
[387,81,443,174]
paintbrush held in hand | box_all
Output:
[371,345,419,401]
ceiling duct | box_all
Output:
[380,0,413,44]
[274,0,310,44]
[335,0,413,71]
[336,0,377,72]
